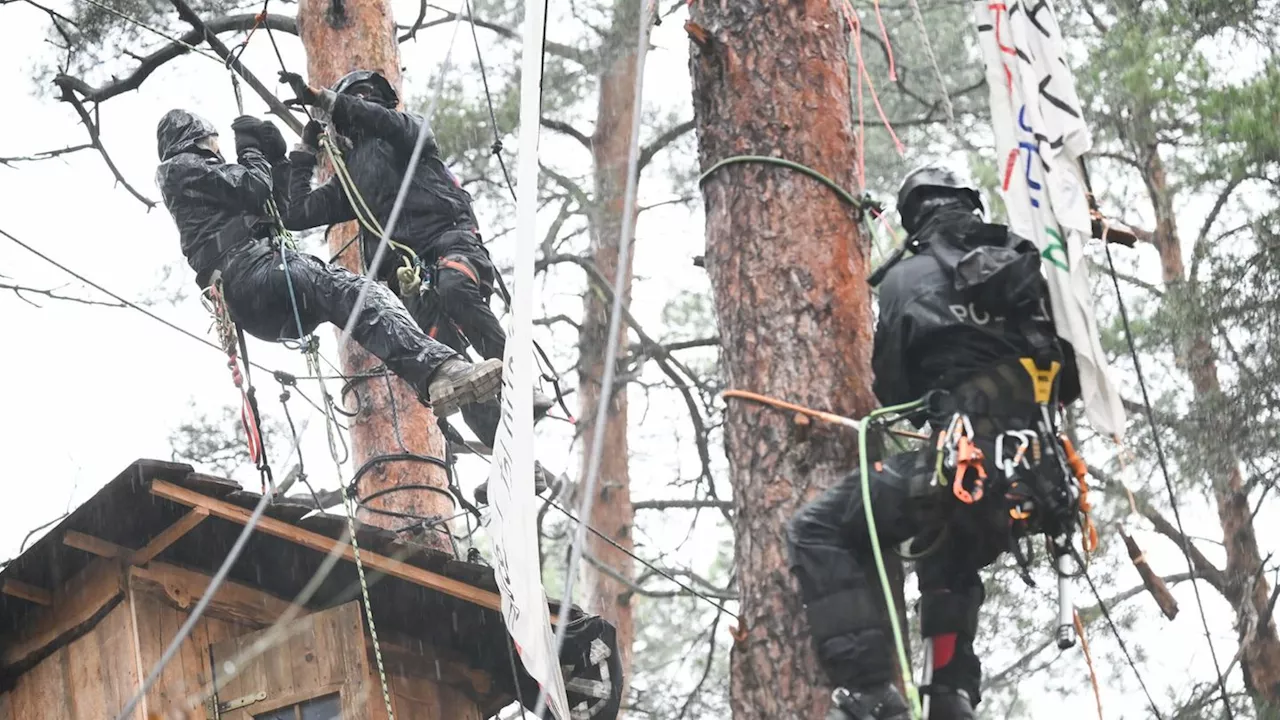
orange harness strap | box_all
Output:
[437,255,481,285]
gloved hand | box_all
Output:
[231,115,267,156]
[279,71,321,107]
[231,116,288,162]
[301,119,326,151]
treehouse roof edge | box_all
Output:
[0,458,581,700]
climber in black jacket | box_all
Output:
[154,109,502,418]
[787,166,1081,720]
[274,70,552,451]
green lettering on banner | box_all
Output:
[1042,227,1069,271]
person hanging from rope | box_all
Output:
[273,70,555,455]
[786,166,1086,720]
[154,109,504,419]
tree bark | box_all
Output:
[575,0,643,698]
[688,2,878,717]
[1142,148,1280,712]
[296,0,453,547]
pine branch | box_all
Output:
[165,0,303,134]
[638,119,695,169]
[403,4,590,66]
[0,281,127,308]
[52,86,156,209]
[0,144,92,167]
[50,14,297,104]
[541,116,593,149]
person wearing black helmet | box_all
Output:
[274,70,552,453]
[785,166,1081,719]
[154,109,504,419]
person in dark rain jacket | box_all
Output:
[154,109,503,418]
[274,70,552,455]
[786,167,1081,720]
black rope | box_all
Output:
[464,0,517,203]
[545,499,738,620]
[1103,238,1235,717]
[359,483,457,508]
[1079,561,1164,719]
[0,226,282,375]
[347,453,452,498]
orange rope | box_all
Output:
[723,389,860,428]
[722,389,929,440]
[1074,609,1105,720]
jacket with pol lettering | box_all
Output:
[871,208,1081,408]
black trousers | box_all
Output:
[402,240,506,446]
[787,447,1010,705]
[220,243,458,394]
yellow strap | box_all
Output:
[1019,357,1061,405]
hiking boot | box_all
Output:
[827,684,912,720]
[534,390,555,421]
[926,687,974,720]
[425,358,503,418]
[474,461,553,506]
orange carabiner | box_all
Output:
[952,435,987,504]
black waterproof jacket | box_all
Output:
[872,208,1081,408]
[278,94,479,281]
[155,110,275,288]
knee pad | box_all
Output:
[919,584,984,639]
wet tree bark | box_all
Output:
[575,0,643,697]
[688,2,879,717]
[296,0,453,547]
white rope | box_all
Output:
[908,0,954,124]
[532,0,654,716]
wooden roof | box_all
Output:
[0,459,583,702]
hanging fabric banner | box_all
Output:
[973,0,1127,439]
[483,0,571,714]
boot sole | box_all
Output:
[431,359,504,418]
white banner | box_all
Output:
[973,0,1127,439]
[483,0,570,714]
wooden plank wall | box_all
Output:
[210,601,372,720]
[0,569,497,720]
[0,601,135,720]
[0,570,267,720]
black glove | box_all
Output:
[279,71,321,107]
[231,116,287,162]
[301,120,326,150]
[231,115,267,156]
[258,120,288,162]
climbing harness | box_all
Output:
[319,133,425,297]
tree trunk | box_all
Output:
[296,0,453,547]
[1144,149,1280,712]
[576,0,643,697]
[688,2,879,717]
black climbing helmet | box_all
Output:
[332,70,398,108]
[896,165,983,233]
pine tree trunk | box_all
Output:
[296,0,453,547]
[688,2,879,717]
[1145,151,1280,712]
[576,0,643,697]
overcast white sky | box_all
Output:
[0,1,1272,718]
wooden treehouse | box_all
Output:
[0,460,621,719]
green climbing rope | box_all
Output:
[697,155,864,210]
[859,398,927,720]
